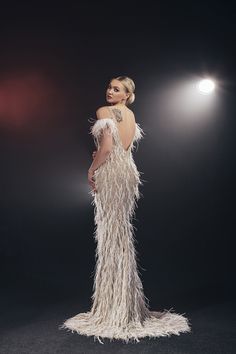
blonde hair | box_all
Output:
[110,76,135,106]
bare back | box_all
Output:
[107,105,136,151]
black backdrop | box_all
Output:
[1,1,235,318]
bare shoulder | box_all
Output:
[95,106,110,120]
[96,105,136,123]
[126,107,136,123]
[113,106,136,122]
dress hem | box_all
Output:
[59,308,191,344]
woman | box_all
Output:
[59,76,191,343]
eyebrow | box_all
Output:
[109,84,120,89]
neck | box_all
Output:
[111,102,126,107]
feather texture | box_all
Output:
[59,114,191,343]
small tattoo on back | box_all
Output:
[112,109,123,123]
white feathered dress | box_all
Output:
[59,110,191,344]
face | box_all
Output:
[106,79,130,105]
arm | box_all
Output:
[88,107,113,173]
[88,147,111,172]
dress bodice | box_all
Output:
[89,109,145,155]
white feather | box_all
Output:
[59,116,191,343]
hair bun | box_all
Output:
[126,92,135,106]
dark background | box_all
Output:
[0,0,235,350]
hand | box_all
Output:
[92,151,97,159]
[88,168,97,193]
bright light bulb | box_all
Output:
[197,79,215,94]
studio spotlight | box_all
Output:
[197,79,215,95]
